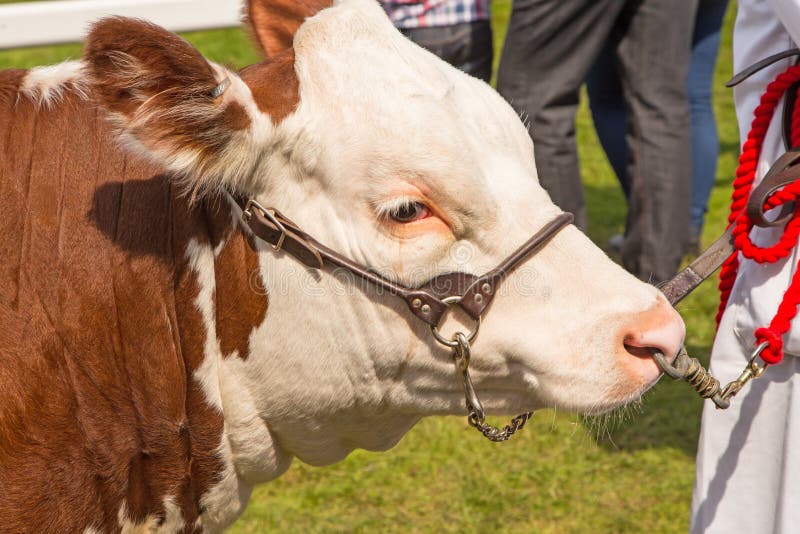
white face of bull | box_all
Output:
[85,0,684,508]
[224,0,684,462]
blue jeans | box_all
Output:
[587,0,728,237]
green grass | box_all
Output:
[0,2,739,532]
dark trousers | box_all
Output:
[587,0,728,239]
[497,0,697,282]
[401,20,494,83]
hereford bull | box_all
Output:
[0,0,685,531]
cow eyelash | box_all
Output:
[376,197,432,223]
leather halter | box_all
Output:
[232,196,572,442]
[235,197,573,329]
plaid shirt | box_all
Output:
[381,0,490,29]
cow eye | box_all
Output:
[389,200,431,223]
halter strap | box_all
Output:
[234,195,572,327]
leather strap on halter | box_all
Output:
[659,226,734,305]
[233,195,573,327]
[659,148,800,306]
[242,204,323,269]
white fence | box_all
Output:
[0,0,242,49]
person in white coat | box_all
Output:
[692,1,800,532]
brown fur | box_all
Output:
[242,0,333,121]
[0,5,320,528]
[246,0,334,58]
[239,50,300,121]
[215,229,269,360]
[0,72,266,532]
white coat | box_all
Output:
[692,1,800,532]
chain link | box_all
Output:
[451,332,532,442]
[467,409,533,442]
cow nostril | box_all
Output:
[617,298,685,384]
[623,343,658,359]
[622,298,685,358]
[619,339,665,386]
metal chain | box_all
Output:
[452,332,532,442]
[653,345,769,409]
[467,410,533,442]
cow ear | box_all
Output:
[84,17,258,197]
[246,0,333,58]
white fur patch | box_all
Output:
[184,239,243,529]
[184,239,261,531]
[117,497,184,534]
[21,60,88,107]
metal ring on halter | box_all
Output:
[430,296,482,348]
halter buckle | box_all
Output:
[243,200,287,252]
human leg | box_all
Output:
[496,0,624,230]
[401,20,494,83]
[586,39,630,198]
[688,0,728,239]
[615,0,695,281]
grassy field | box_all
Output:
[0,2,739,532]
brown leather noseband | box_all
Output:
[235,196,573,441]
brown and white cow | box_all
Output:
[0,0,685,531]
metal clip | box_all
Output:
[654,344,769,410]
[450,332,532,442]
[716,342,769,408]
[453,333,484,421]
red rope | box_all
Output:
[717,64,800,364]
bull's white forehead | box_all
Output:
[295,0,452,97]
[291,0,533,163]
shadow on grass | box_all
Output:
[583,348,708,457]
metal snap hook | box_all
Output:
[453,333,484,421]
[448,332,532,442]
